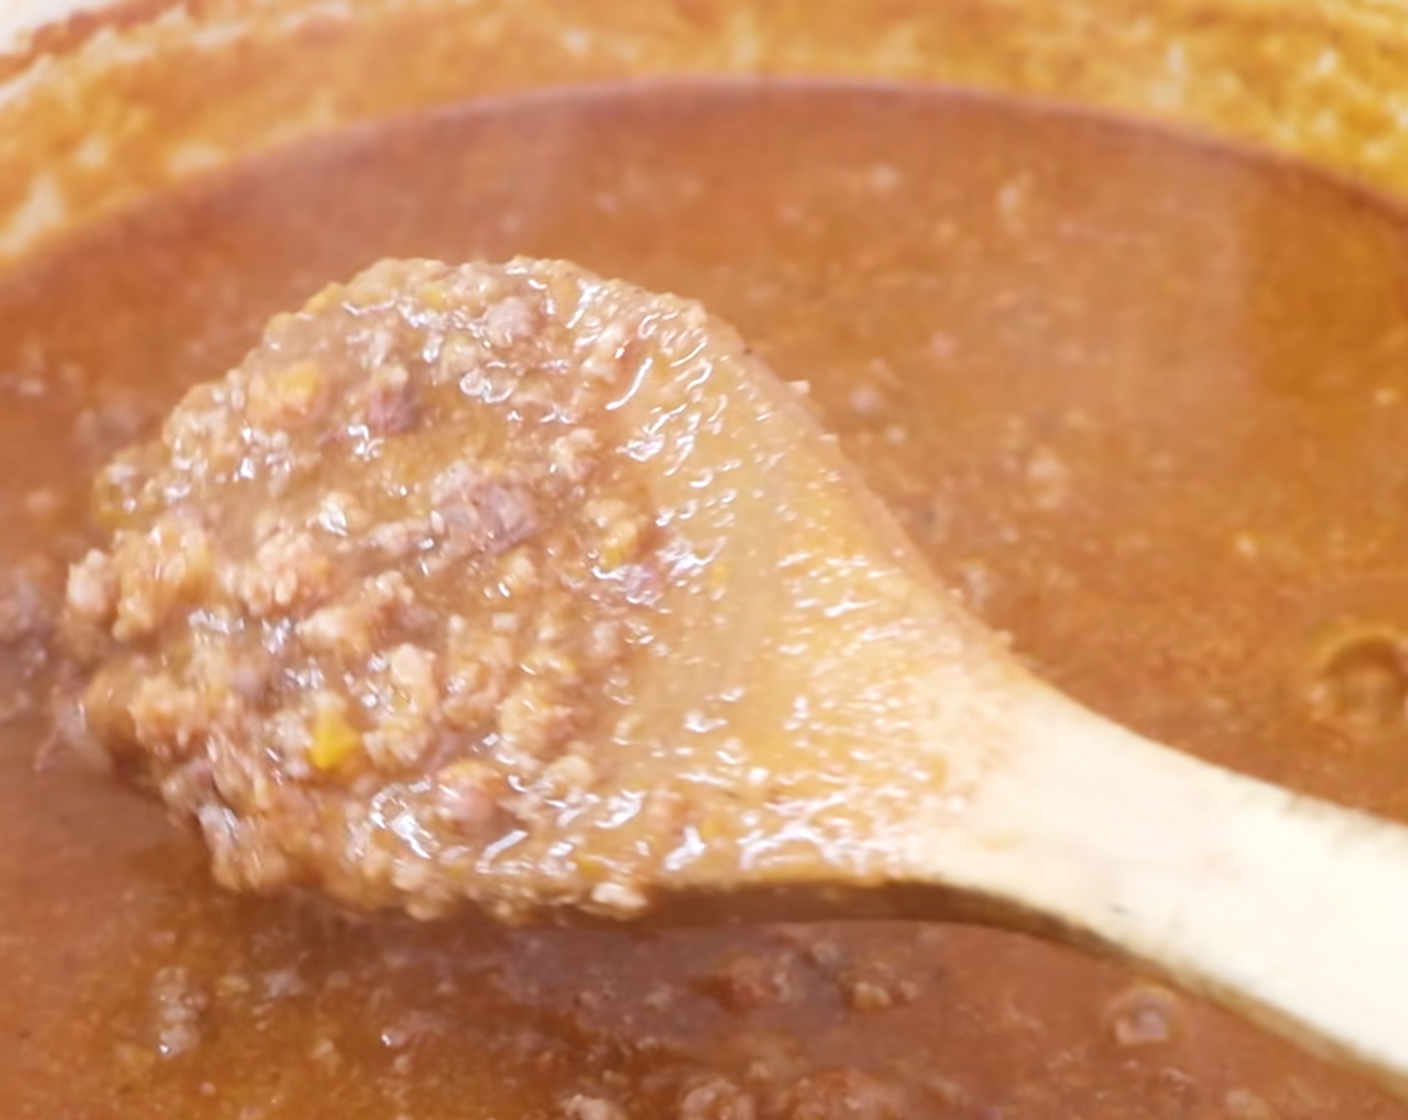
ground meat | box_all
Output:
[560,1096,631,1120]
[780,1071,910,1120]
[0,559,55,722]
[832,960,920,1013]
[0,564,51,648]
[149,966,208,1058]
[678,1076,759,1120]
[697,953,802,1012]
[60,257,712,919]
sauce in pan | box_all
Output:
[3,80,1408,1118]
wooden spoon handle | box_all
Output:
[931,684,1408,1096]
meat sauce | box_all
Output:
[4,81,1408,1117]
[64,256,747,921]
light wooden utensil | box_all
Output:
[585,325,1408,1101]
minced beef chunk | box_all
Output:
[62,258,700,919]
[0,559,55,722]
[0,566,49,648]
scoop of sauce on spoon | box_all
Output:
[58,257,1408,1098]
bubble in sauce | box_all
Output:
[1307,629,1408,736]
[1103,982,1183,1047]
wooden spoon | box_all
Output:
[586,317,1408,1100]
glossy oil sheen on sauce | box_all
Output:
[3,81,1408,1118]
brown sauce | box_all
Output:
[4,79,1408,1117]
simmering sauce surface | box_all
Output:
[4,80,1408,1117]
